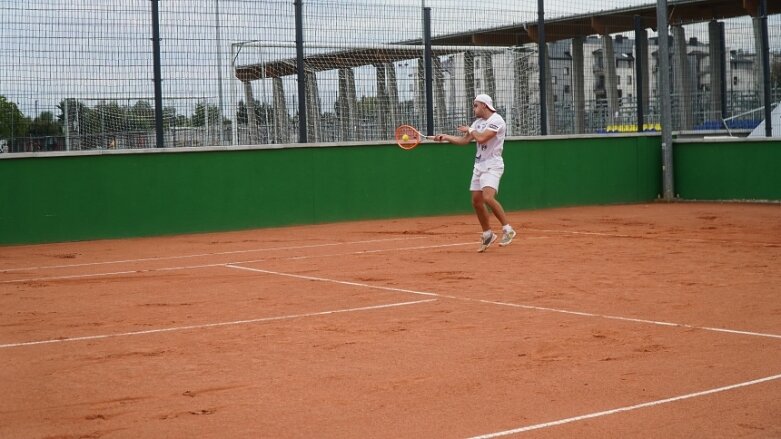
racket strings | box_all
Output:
[395,124,422,150]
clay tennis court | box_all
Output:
[1,202,780,438]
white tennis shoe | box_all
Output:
[477,232,497,253]
[499,229,517,247]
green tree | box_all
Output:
[57,98,91,134]
[191,103,221,127]
[163,106,179,128]
[237,99,276,126]
[91,102,126,134]
[28,111,62,137]
[237,100,248,125]
[0,96,30,140]
[129,100,155,131]
[173,114,189,128]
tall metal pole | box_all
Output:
[215,0,225,145]
[634,15,645,133]
[64,100,70,151]
[294,0,307,143]
[423,7,434,136]
[718,22,727,120]
[758,0,772,137]
[151,0,165,148]
[656,0,674,199]
[537,0,547,135]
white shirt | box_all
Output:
[471,112,506,165]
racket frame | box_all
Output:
[395,124,434,150]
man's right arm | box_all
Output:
[435,125,473,145]
[435,132,471,145]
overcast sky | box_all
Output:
[1,0,778,117]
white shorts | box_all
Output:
[470,161,504,192]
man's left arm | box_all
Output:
[469,125,499,144]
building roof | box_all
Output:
[235,0,779,81]
[235,46,499,81]
[412,0,779,46]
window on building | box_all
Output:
[628,75,633,85]
[733,76,738,85]
[564,67,570,75]
[552,76,557,84]
[564,85,571,93]
[475,58,481,69]
[475,78,482,89]
[617,76,621,85]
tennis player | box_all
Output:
[434,94,516,252]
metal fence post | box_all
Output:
[151,0,164,148]
[759,0,772,137]
[537,0,547,135]
[634,15,646,133]
[423,7,434,136]
[656,0,674,199]
[295,0,308,143]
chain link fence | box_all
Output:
[1,0,779,152]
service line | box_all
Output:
[528,227,781,247]
[224,265,781,341]
[0,298,436,349]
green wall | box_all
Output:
[0,136,661,245]
[674,139,781,201]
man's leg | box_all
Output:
[481,187,509,226]
[471,190,491,231]
[473,190,498,252]
[483,186,517,247]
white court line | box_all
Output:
[1,269,144,284]
[468,373,781,438]
[226,265,781,341]
[6,242,780,341]
[284,241,474,260]
[0,299,436,349]
[477,299,781,340]
[0,236,427,273]
[528,228,781,247]
[1,262,243,284]
[0,241,475,284]
[226,264,447,298]
[5,228,776,275]
[5,250,780,341]
[529,228,633,239]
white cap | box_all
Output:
[474,94,496,112]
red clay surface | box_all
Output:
[1,202,780,438]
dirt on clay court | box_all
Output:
[0,202,780,438]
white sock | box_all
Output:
[502,224,513,233]
[482,230,493,238]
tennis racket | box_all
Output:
[395,124,435,150]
